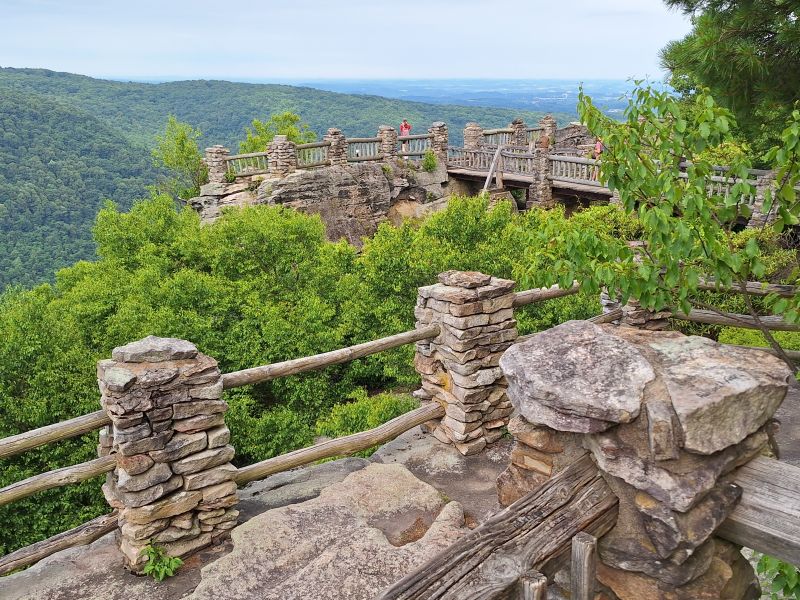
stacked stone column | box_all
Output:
[428,122,449,158]
[463,123,484,149]
[414,271,517,456]
[324,128,348,166]
[747,171,778,228]
[499,320,791,599]
[510,118,527,147]
[378,125,398,159]
[267,135,297,176]
[205,145,230,184]
[539,114,557,143]
[98,336,238,572]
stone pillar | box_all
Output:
[621,298,672,330]
[414,271,517,456]
[540,114,557,144]
[500,321,792,599]
[98,336,238,572]
[428,121,448,157]
[510,118,527,147]
[378,125,398,159]
[526,148,553,209]
[463,122,483,149]
[267,135,297,177]
[747,171,777,228]
[205,145,230,184]
[324,128,348,166]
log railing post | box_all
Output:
[205,145,230,184]
[414,271,517,456]
[98,336,237,572]
[267,135,297,176]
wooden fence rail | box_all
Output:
[222,324,440,389]
[0,512,117,576]
[234,402,445,485]
[671,308,800,332]
[0,410,111,460]
[0,455,116,508]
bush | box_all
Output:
[315,390,418,457]
[422,149,438,173]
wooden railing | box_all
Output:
[347,137,382,161]
[224,151,269,176]
[500,148,537,176]
[398,133,432,157]
[296,141,331,169]
[4,278,800,576]
[447,147,495,171]
[549,155,602,187]
[482,128,514,147]
[525,127,542,146]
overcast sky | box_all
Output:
[0,0,691,81]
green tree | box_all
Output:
[152,116,208,200]
[517,84,800,371]
[660,0,800,155]
[238,111,317,153]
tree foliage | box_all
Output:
[151,116,208,200]
[517,84,800,369]
[660,0,800,155]
[0,195,631,554]
[239,112,316,153]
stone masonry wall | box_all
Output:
[414,271,517,456]
[98,336,238,571]
[499,321,791,598]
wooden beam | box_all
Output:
[234,403,445,485]
[570,532,597,600]
[222,325,440,389]
[518,571,548,599]
[0,512,117,576]
[717,456,800,566]
[670,309,800,332]
[0,455,116,508]
[377,455,618,599]
[0,410,111,460]
[697,279,797,298]
[513,285,580,308]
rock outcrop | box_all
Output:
[189,159,449,246]
[189,463,468,600]
[498,321,791,599]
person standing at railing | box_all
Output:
[592,137,605,180]
[400,119,412,153]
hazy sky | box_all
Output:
[0,0,691,80]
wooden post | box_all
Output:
[570,530,597,600]
[518,570,547,599]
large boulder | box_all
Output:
[189,463,469,600]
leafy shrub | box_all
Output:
[224,169,237,183]
[315,390,418,457]
[141,542,183,582]
[422,149,438,173]
[757,553,800,599]
[381,164,393,177]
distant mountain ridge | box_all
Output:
[0,67,572,289]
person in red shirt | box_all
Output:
[400,119,412,153]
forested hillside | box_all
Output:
[0,67,569,289]
[0,89,155,288]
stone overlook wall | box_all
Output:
[97,336,238,571]
[499,320,791,598]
